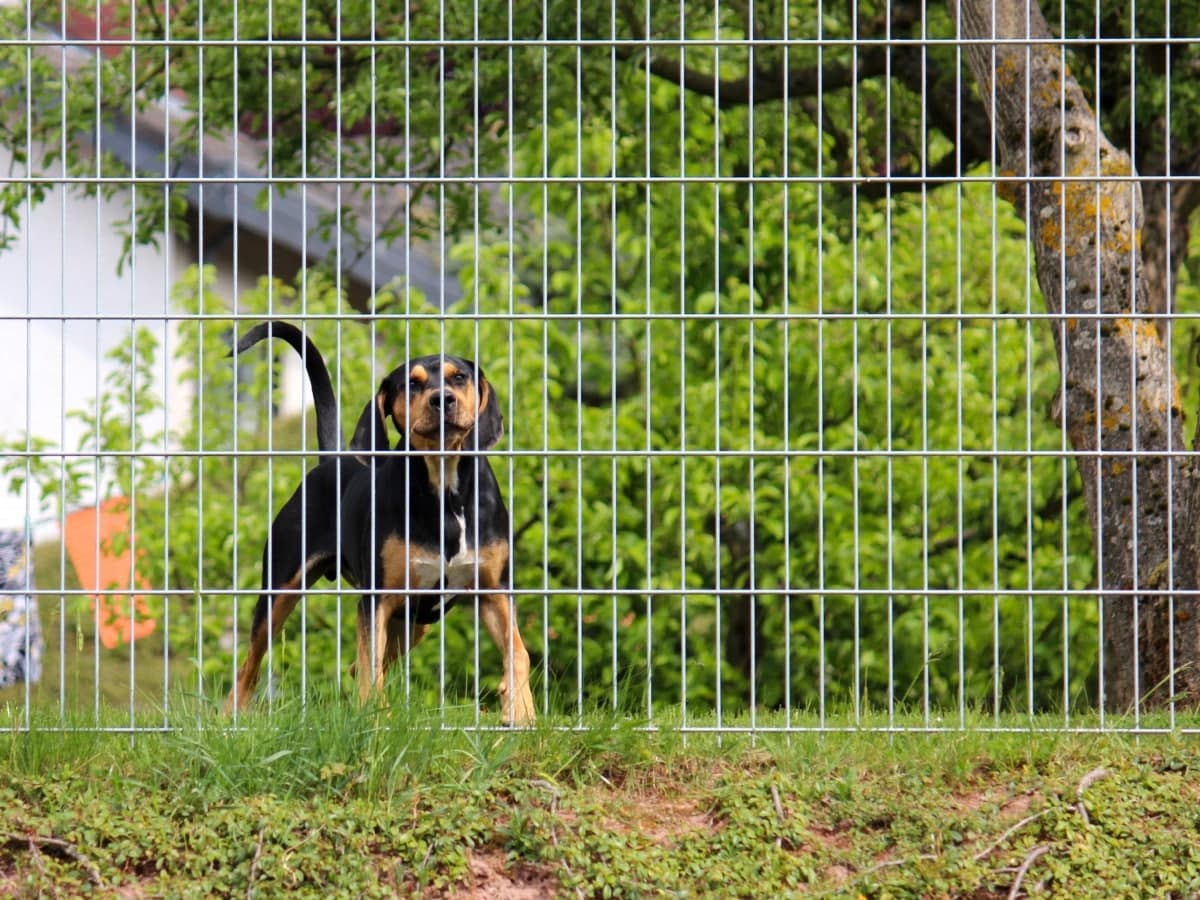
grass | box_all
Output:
[2,697,1200,897]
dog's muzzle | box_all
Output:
[429,390,456,412]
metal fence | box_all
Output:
[0,0,1195,734]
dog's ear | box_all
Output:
[469,364,504,450]
[349,393,391,452]
[374,373,407,442]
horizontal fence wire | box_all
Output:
[0,36,1194,48]
[0,0,1194,737]
[0,175,1197,186]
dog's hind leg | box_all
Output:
[227,551,330,713]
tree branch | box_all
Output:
[2,832,104,888]
[797,96,854,177]
[621,48,893,109]
[857,150,975,200]
[918,488,1068,559]
[614,1,904,108]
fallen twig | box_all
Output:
[2,830,104,888]
[973,810,1050,862]
[770,784,786,848]
[1074,767,1111,826]
[1006,845,1050,899]
[770,784,786,822]
[246,826,266,900]
[546,813,585,900]
[528,778,561,797]
[27,835,60,900]
[529,778,562,813]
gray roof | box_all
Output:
[100,112,462,307]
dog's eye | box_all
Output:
[408,377,423,390]
[452,371,469,385]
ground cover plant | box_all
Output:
[2,698,1200,896]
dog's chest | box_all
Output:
[407,512,478,590]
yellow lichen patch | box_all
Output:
[1101,400,1132,432]
[1112,462,1125,476]
[1115,317,1163,350]
[1039,167,1139,258]
[993,52,1022,91]
[1068,153,1101,179]
[1100,153,1133,178]
[1132,388,1173,419]
[1109,226,1135,256]
[1037,77,1064,108]
[1040,214,1065,255]
[1040,158,1120,256]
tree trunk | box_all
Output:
[950,0,1200,712]
[1138,159,1197,337]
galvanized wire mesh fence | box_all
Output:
[0,0,1196,733]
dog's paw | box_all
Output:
[498,678,536,727]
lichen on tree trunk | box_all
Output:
[950,0,1200,712]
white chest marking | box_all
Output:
[410,513,477,590]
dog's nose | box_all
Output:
[430,391,456,412]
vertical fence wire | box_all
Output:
[677,0,689,740]
[1164,0,1177,734]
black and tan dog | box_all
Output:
[225,321,535,724]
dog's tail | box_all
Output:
[231,320,341,453]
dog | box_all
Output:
[225,320,535,725]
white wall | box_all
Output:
[0,148,305,537]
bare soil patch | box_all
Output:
[462,850,560,899]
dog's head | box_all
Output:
[374,355,503,453]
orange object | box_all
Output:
[63,498,157,649]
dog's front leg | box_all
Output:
[354,598,376,705]
[356,594,400,704]
[356,594,428,705]
[480,593,535,725]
